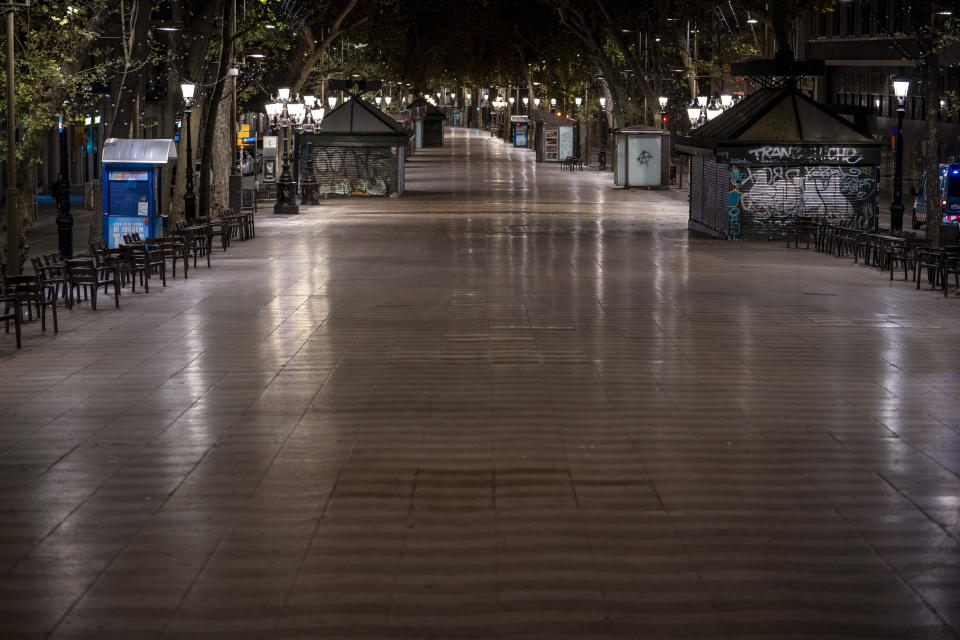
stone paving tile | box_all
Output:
[1,128,959,637]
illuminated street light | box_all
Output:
[890,77,910,232]
[180,82,197,221]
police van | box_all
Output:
[913,163,960,228]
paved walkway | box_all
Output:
[2,128,959,638]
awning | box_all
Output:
[102,138,177,164]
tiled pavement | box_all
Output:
[1,128,959,638]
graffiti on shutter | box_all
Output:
[731,164,877,238]
[312,147,394,197]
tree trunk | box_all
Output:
[210,80,232,211]
[199,0,233,217]
[107,0,152,141]
[924,49,940,248]
[159,71,177,224]
[13,134,40,269]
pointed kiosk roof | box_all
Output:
[676,87,880,163]
[407,98,446,118]
[313,96,409,147]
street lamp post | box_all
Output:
[891,78,910,233]
[599,96,608,170]
[687,103,702,129]
[300,96,321,206]
[705,98,723,122]
[271,88,300,215]
[181,82,197,223]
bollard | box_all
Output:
[56,209,73,258]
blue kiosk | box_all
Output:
[101,138,177,248]
[510,115,530,148]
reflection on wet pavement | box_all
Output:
[1,128,959,638]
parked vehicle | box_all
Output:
[912,163,960,228]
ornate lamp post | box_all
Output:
[270,88,302,215]
[891,77,910,233]
[687,102,702,129]
[705,97,723,121]
[181,82,197,222]
[300,95,321,206]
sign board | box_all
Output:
[108,216,149,248]
[236,125,252,146]
[720,144,882,167]
[108,171,150,181]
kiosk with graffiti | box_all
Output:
[677,87,882,240]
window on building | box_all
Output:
[876,1,889,34]
[844,2,856,35]
[892,5,905,33]
[818,10,828,37]
[859,1,873,35]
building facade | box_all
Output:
[798,1,960,195]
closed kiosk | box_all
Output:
[536,112,576,162]
[613,127,670,188]
[511,116,530,148]
[675,87,881,239]
[262,135,278,183]
[101,139,177,248]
